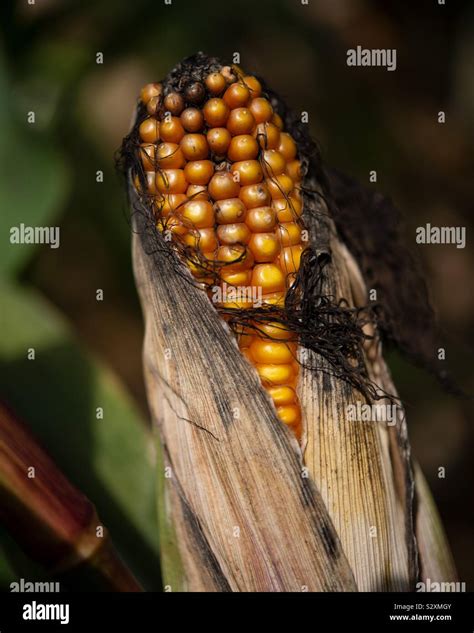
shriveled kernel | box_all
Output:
[266,174,293,199]
[232,160,263,186]
[217,223,251,245]
[206,127,231,155]
[227,108,255,136]
[248,232,280,262]
[156,142,185,169]
[227,135,259,161]
[214,198,246,224]
[278,132,297,161]
[276,404,301,426]
[203,98,230,127]
[267,385,296,406]
[205,72,226,95]
[181,107,204,132]
[140,82,162,104]
[223,83,250,108]
[249,97,273,123]
[221,65,237,84]
[146,95,161,116]
[155,169,187,194]
[164,92,184,115]
[277,222,302,246]
[239,183,271,209]
[279,244,304,274]
[181,199,214,228]
[208,171,240,200]
[254,122,281,150]
[160,116,185,143]
[256,363,294,386]
[245,206,276,232]
[184,81,206,105]
[249,339,295,364]
[243,75,262,98]
[184,160,214,185]
[251,263,285,293]
[180,133,209,160]
[139,117,160,143]
[261,149,286,176]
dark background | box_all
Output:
[0,0,472,588]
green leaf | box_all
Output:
[0,281,161,590]
[0,52,69,279]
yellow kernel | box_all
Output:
[248,232,280,262]
[250,339,295,364]
[276,404,301,426]
[227,134,259,161]
[184,160,214,185]
[245,206,276,232]
[256,321,294,340]
[216,245,254,271]
[251,263,285,293]
[155,169,187,194]
[156,142,185,169]
[186,184,209,200]
[160,116,185,143]
[279,244,304,274]
[277,222,302,246]
[254,122,280,151]
[255,363,294,386]
[183,227,218,251]
[206,127,231,155]
[266,174,294,199]
[139,117,160,143]
[214,197,246,224]
[261,149,286,176]
[223,83,251,108]
[232,160,263,186]
[158,193,187,216]
[267,386,297,406]
[217,223,251,245]
[181,200,214,228]
[220,269,252,286]
[180,134,209,160]
[239,183,271,209]
[205,72,227,95]
[278,132,297,161]
[203,98,230,127]
[209,172,240,200]
[227,108,255,135]
[249,97,273,123]
[271,112,284,130]
[287,160,302,182]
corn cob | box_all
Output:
[135,65,306,439]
